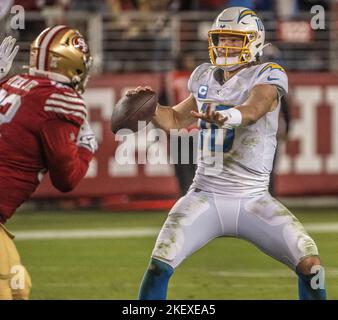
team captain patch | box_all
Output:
[198,85,208,99]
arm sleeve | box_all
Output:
[252,63,289,98]
[40,119,94,192]
[43,89,87,127]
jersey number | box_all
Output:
[199,104,235,153]
[0,89,21,125]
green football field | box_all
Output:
[5,208,338,300]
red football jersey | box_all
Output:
[0,74,93,223]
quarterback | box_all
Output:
[0,27,97,299]
[135,7,326,300]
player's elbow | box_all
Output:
[49,168,80,192]
[52,179,77,193]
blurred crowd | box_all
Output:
[0,0,335,74]
[0,0,333,37]
[0,0,332,18]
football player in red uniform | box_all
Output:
[0,26,97,300]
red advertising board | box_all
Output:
[276,72,338,195]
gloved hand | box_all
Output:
[0,36,19,80]
[77,120,98,153]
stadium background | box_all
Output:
[1,0,338,299]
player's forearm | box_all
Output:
[40,120,93,192]
[48,147,93,192]
[203,100,272,129]
[152,95,197,132]
[235,85,278,126]
[235,104,265,126]
[151,104,182,132]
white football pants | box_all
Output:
[152,188,318,270]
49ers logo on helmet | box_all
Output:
[72,37,89,53]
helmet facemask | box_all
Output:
[71,54,93,94]
[208,29,257,70]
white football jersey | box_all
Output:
[188,62,288,196]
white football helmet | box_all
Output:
[208,7,266,70]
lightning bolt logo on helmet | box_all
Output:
[237,9,257,22]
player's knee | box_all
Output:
[296,256,321,275]
[148,258,174,279]
[11,268,32,300]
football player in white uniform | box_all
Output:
[133,7,326,300]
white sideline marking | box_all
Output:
[12,222,338,241]
[14,228,158,240]
[211,268,338,278]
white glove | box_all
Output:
[0,36,19,80]
[77,120,98,153]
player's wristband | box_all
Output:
[218,108,242,129]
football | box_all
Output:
[111,90,158,134]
